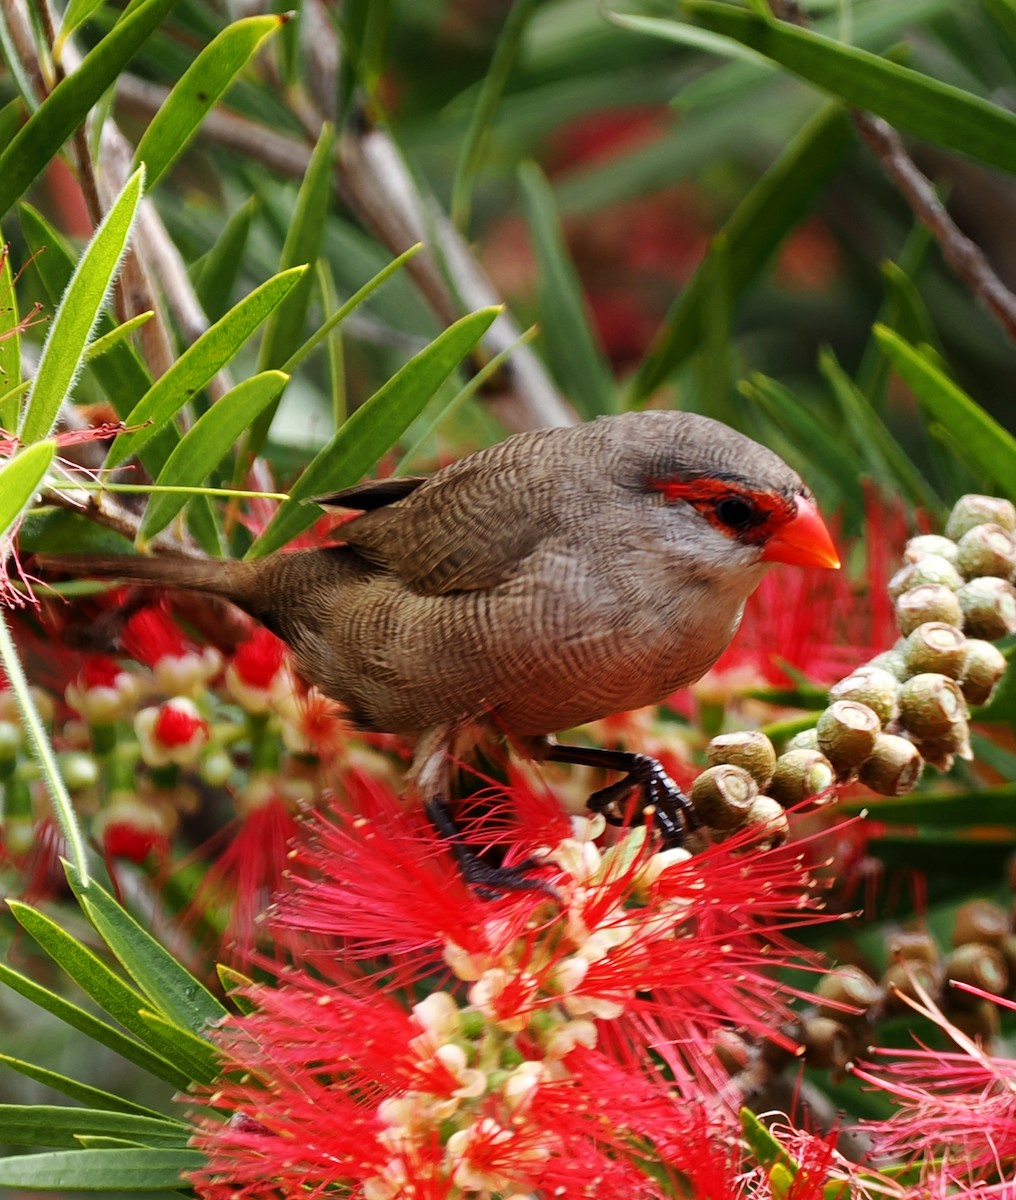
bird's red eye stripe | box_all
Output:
[647,477,793,538]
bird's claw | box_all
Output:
[586,754,698,848]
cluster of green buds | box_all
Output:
[691,494,1013,834]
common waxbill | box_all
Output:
[38,410,839,884]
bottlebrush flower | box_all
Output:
[225,628,291,714]
[64,655,140,723]
[134,697,210,767]
[122,605,221,697]
[93,793,175,863]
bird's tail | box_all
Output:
[34,552,262,609]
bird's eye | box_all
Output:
[714,496,758,530]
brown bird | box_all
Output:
[39,410,839,887]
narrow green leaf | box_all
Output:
[628,104,853,402]
[0,379,31,425]
[873,325,1016,502]
[981,0,1016,52]
[693,233,734,423]
[0,1105,187,1150]
[0,0,181,219]
[248,306,500,557]
[67,867,228,1033]
[741,1108,797,1173]
[683,2,1016,176]
[0,236,24,428]
[879,259,940,353]
[0,1053,170,1119]
[56,0,108,51]
[192,195,259,322]
[139,370,289,540]
[7,901,162,1049]
[0,961,191,1090]
[845,783,1016,827]
[105,265,307,467]
[135,1008,220,1084]
[133,15,288,188]
[451,0,538,231]
[608,9,769,64]
[20,168,144,443]
[19,509,134,556]
[0,1147,204,1190]
[216,964,256,1015]
[0,98,25,150]
[0,441,55,538]
[817,347,944,514]
[519,162,615,418]
[317,260,346,426]
[247,123,336,455]
[83,312,153,362]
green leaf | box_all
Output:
[0,441,55,538]
[682,2,1016,176]
[0,236,24,428]
[608,9,770,65]
[844,783,1016,828]
[66,867,228,1034]
[20,168,144,443]
[248,122,336,455]
[0,98,25,152]
[0,1147,204,1190]
[873,325,1016,502]
[83,312,153,363]
[7,901,165,1049]
[0,1053,169,1120]
[451,0,538,231]
[981,0,1016,51]
[519,162,615,418]
[56,0,108,51]
[192,195,259,322]
[138,370,289,541]
[135,1008,220,1084]
[18,509,134,556]
[248,306,500,558]
[105,265,307,468]
[0,1105,188,1150]
[133,15,288,188]
[0,961,191,1090]
[741,1108,797,1173]
[817,346,944,515]
[216,964,257,1015]
[0,0,181,219]
[628,104,853,402]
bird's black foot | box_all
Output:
[425,797,558,899]
[537,741,699,848]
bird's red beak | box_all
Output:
[760,495,840,569]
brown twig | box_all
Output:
[769,0,1016,345]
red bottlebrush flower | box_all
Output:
[226,628,290,713]
[135,697,209,767]
[853,985,1016,1193]
[122,605,221,696]
[65,655,140,722]
[94,795,174,864]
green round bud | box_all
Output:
[955,522,1016,581]
[882,960,939,1011]
[915,715,972,771]
[952,899,1009,949]
[200,751,234,787]
[943,943,1008,1002]
[0,720,22,760]
[957,576,1016,639]
[889,555,962,600]
[945,493,1016,540]
[895,585,963,636]
[886,930,939,965]
[690,764,758,830]
[816,701,881,772]
[904,534,960,567]
[705,730,777,788]
[59,751,100,792]
[784,727,819,753]
[899,673,967,739]
[858,733,923,796]
[769,748,836,805]
[802,1017,853,1070]
[865,646,908,681]
[815,965,882,1017]
[740,795,789,849]
[902,622,967,679]
[960,639,1008,705]
[829,667,900,725]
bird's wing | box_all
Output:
[313,477,428,512]
[333,462,548,594]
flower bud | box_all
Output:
[888,555,962,600]
[898,674,966,739]
[881,960,939,1011]
[960,639,1008,705]
[950,999,1000,1042]
[829,667,900,725]
[705,730,777,788]
[134,698,210,768]
[956,576,1016,639]
[865,646,908,681]
[886,930,939,964]
[904,534,960,567]
[943,943,1008,1003]
[815,965,882,1018]
[739,795,789,849]
[200,750,234,787]
[768,748,835,806]
[58,751,100,792]
[690,764,758,830]
[917,716,972,769]
[784,727,819,753]
[945,493,1016,540]
[0,720,21,761]
[858,734,923,796]
[902,622,967,679]
[895,585,963,636]
[955,522,1016,581]
[952,899,1009,949]
[712,1028,751,1076]
[802,1017,853,1070]
[816,701,881,772]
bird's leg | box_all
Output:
[411,726,556,898]
[531,738,699,848]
